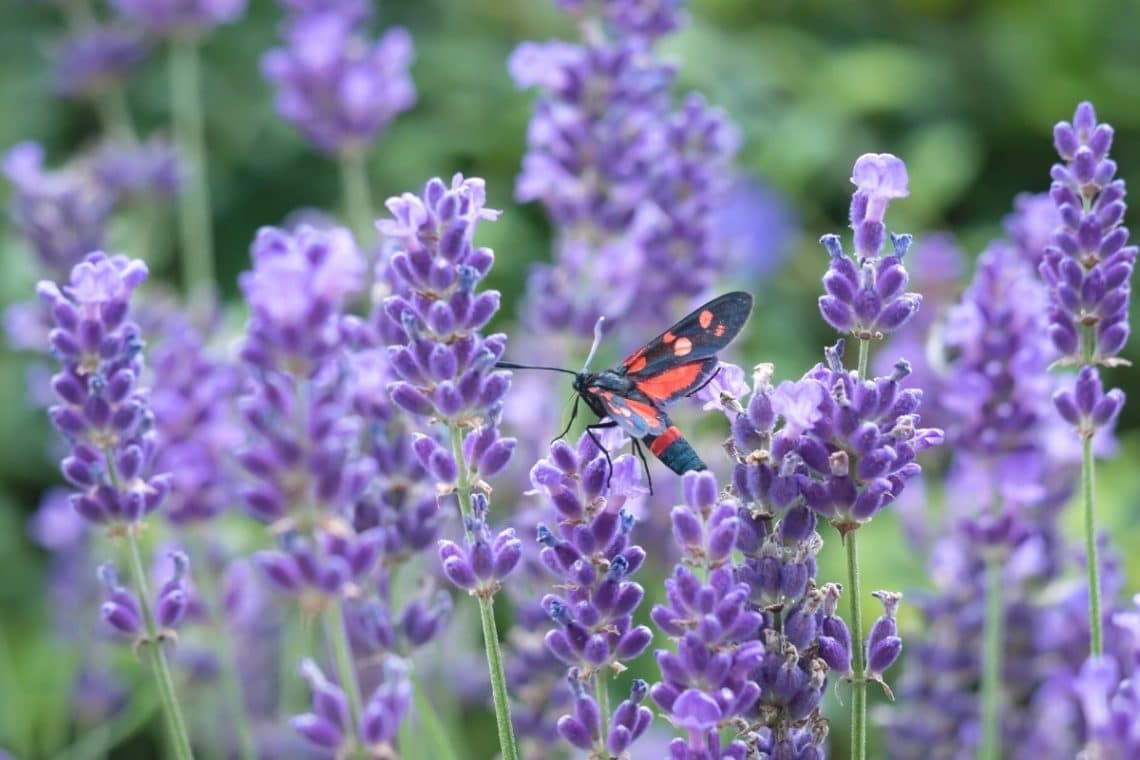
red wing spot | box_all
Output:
[637,362,704,403]
[662,331,677,344]
[650,426,682,456]
[626,354,647,373]
[714,323,726,337]
[699,309,714,329]
[673,337,693,357]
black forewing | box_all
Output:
[619,291,754,379]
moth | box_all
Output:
[498,291,753,490]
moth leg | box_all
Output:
[552,395,581,445]
[685,366,722,398]
[585,421,618,489]
[630,438,653,495]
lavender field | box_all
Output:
[1,1,1139,759]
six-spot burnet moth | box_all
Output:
[497,291,754,491]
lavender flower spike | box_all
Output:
[652,473,764,759]
[381,175,510,427]
[819,153,920,341]
[39,253,170,527]
[379,174,519,757]
[1042,102,1134,660]
[1041,101,1137,365]
[4,143,113,280]
[262,9,415,157]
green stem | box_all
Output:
[185,535,258,760]
[845,528,867,760]
[1083,434,1103,656]
[339,151,375,249]
[979,556,1003,760]
[448,425,520,760]
[168,36,215,295]
[123,529,195,760]
[595,675,611,754]
[856,335,870,379]
[846,335,872,760]
[95,85,139,143]
[404,676,461,760]
[321,601,365,731]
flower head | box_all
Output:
[52,25,147,99]
[39,253,168,526]
[262,8,415,156]
[1040,101,1136,364]
[4,142,114,278]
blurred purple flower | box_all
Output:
[90,137,182,201]
[111,0,246,37]
[512,4,739,336]
[52,24,147,99]
[555,0,685,39]
[262,8,415,157]
[717,176,798,281]
[150,313,242,523]
[3,142,113,279]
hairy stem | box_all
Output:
[448,425,520,760]
[979,555,1003,760]
[168,37,215,295]
[1082,435,1103,656]
[123,529,194,760]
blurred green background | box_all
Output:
[2,0,1140,757]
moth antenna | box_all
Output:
[581,316,606,372]
[495,361,577,377]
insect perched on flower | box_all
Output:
[498,291,754,489]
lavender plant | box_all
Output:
[38,252,192,758]
[378,174,522,759]
[812,153,941,758]
[1040,102,1135,657]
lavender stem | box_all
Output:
[339,151,374,251]
[845,526,867,760]
[448,424,520,760]
[846,335,871,760]
[979,555,1003,760]
[321,601,365,735]
[1083,435,1103,655]
[168,36,214,294]
[123,528,194,760]
[595,675,611,753]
